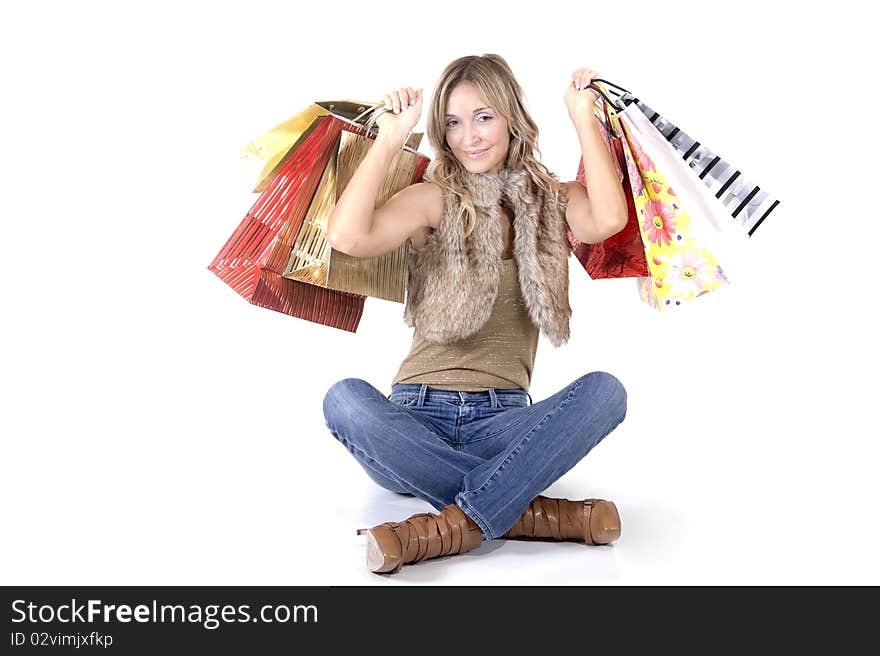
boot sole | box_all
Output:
[361,526,403,574]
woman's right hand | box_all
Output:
[375,87,423,147]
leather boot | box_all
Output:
[356,503,484,574]
[501,495,620,545]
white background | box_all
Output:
[1,0,877,585]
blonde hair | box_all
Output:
[422,54,565,239]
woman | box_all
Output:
[323,54,629,575]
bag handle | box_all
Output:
[355,102,418,154]
[583,81,623,139]
[586,78,631,113]
[592,78,630,95]
[316,100,419,153]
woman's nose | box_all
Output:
[465,132,484,146]
[462,125,483,143]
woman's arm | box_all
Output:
[562,68,629,244]
[327,87,424,256]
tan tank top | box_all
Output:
[390,258,539,392]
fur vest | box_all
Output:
[403,165,572,347]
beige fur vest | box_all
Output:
[403,165,572,347]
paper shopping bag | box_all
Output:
[210,101,430,330]
[616,113,731,310]
[208,115,366,331]
[591,80,781,237]
[241,101,423,193]
[567,95,649,279]
[282,124,428,303]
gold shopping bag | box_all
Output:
[244,100,428,304]
[281,117,426,303]
[240,103,329,194]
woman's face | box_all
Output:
[444,80,510,174]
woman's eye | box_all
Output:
[446,116,492,128]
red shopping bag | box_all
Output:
[210,101,429,332]
[567,95,649,279]
[208,114,364,331]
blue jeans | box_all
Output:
[322,372,627,540]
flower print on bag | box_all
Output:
[641,198,678,247]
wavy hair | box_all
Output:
[422,54,565,239]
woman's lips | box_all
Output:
[465,148,489,159]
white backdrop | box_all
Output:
[1,0,877,585]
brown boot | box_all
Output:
[356,504,484,574]
[501,496,620,545]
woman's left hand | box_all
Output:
[563,67,601,121]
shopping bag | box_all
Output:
[615,104,731,310]
[208,101,429,330]
[566,96,649,279]
[620,98,751,284]
[209,115,364,331]
[282,115,428,303]
[241,100,425,194]
[591,80,781,237]
[240,103,328,193]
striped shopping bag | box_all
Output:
[589,79,780,237]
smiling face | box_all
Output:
[444,80,510,174]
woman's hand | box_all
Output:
[563,68,601,122]
[375,87,423,147]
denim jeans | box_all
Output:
[322,372,627,540]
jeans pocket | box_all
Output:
[389,395,419,407]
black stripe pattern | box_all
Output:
[616,93,780,237]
